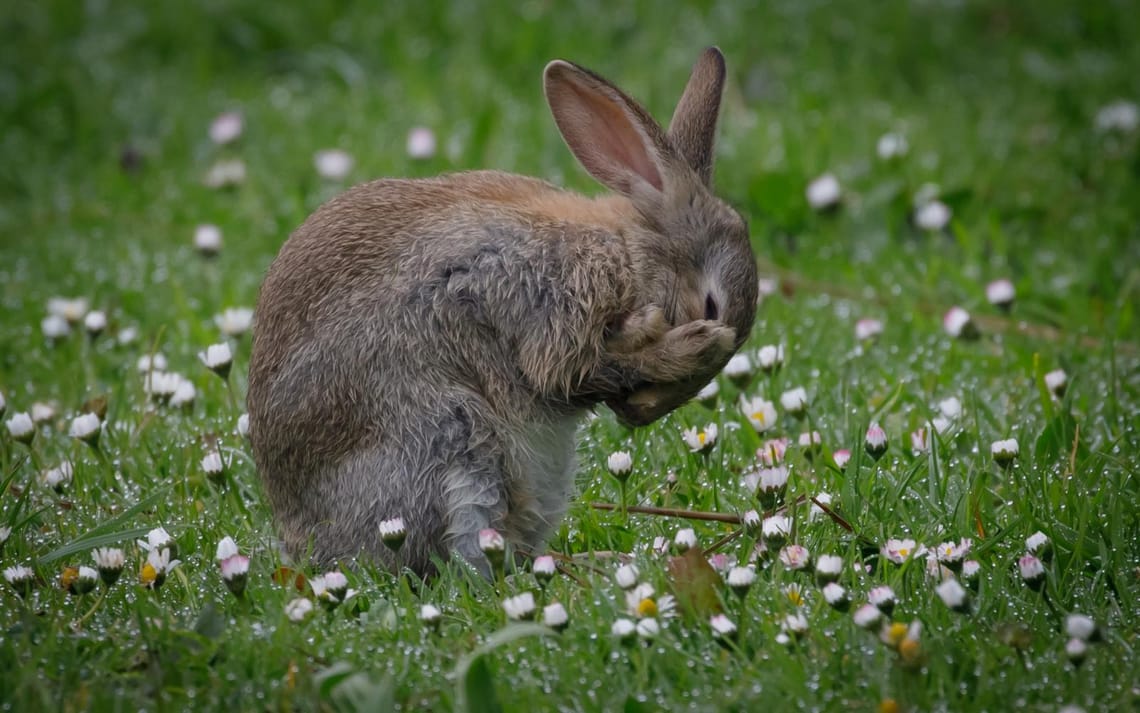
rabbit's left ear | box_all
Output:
[667,47,726,187]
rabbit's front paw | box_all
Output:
[607,380,697,427]
[606,304,669,353]
[636,319,736,383]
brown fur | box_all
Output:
[247,48,758,576]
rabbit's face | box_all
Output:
[631,182,758,347]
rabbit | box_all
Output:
[247,47,758,577]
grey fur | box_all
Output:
[247,49,758,576]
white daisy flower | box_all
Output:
[1094,100,1139,132]
[614,563,639,590]
[378,517,407,551]
[695,379,719,404]
[6,412,35,444]
[209,112,243,144]
[42,314,70,340]
[314,149,354,180]
[215,307,254,337]
[936,578,970,613]
[501,591,536,620]
[985,278,1015,309]
[868,585,897,615]
[203,159,246,188]
[84,310,107,337]
[199,343,234,379]
[915,200,951,231]
[69,412,101,446]
[779,387,809,417]
[193,224,223,256]
[236,413,250,438]
[854,317,884,342]
[137,353,168,372]
[852,603,882,629]
[420,603,443,629]
[740,396,778,433]
[285,597,314,622]
[756,344,784,372]
[864,423,888,460]
[92,547,125,586]
[542,602,569,631]
[726,566,755,597]
[532,555,557,584]
[681,424,717,455]
[606,451,633,478]
[876,132,909,160]
[4,565,35,597]
[47,297,89,323]
[1043,369,1068,398]
[778,545,811,571]
[612,618,637,643]
[1018,554,1046,590]
[942,306,975,339]
[40,462,73,492]
[806,173,841,211]
[723,353,753,385]
[991,438,1019,467]
[673,528,697,553]
[406,127,437,159]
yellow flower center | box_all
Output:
[60,566,79,591]
[140,563,157,586]
[898,548,909,558]
[752,412,766,424]
[636,598,658,618]
[786,589,804,607]
[899,637,922,662]
[697,433,707,445]
[885,622,908,647]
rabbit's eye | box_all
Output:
[704,293,719,321]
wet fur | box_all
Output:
[247,49,758,576]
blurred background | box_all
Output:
[1,0,1137,346]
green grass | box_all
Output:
[2,0,1138,710]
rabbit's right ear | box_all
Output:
[544,60,669,201]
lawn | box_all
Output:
[1,0,1138,711]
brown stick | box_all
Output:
[589,502,742,524]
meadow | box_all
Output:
[1,1,1138,710]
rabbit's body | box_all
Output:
[249,49,758,575]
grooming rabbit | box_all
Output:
[247,48,758,576]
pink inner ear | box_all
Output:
[563,80,664,193]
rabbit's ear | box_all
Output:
[667,47,726,187]
[544,60,669,199]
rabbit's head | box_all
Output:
[544,47,758,349]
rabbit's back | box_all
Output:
[248,171,632,569]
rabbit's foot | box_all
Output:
[631,319,735,384]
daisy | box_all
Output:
[285,597,314,622]
[199,343,234,379]
[723,353,753,386]
[420,604,443,630]
[681,424,718,455]
[4,565,35,597]
[314,149,354,180]
[84,310,107,337]
[757,437,789,466]
[614,564,639,590]
[780,387,809,417]
[756,344,784,372]
[69,413,101,446]
[854,318,884,342]
[740,396,778,433]
[203,159,246,188]
[915,200,951,231]
[502,592,537,621]
[814,554,844,586]
[761,515,791,548]
[209,111,243,144]
[936,579,970,613]
[194,224,223,256]
[822,582,850,611]
[1018,554,1046,590]
[726,566,756,598]
[92,547,125,586]
[876,132,909,160]
[778,545,811,571]
[532,555,556,584]
[695,379,719,404]
[6,412,35,444]
[864,423,888,460]
[942,306,975,339]
[881,538,923,564]
[806,173,841,211]
[214,307,254,337]
[985,279,1015,310]
[542,602,569,631]
[41,462,73,492]
[378,517,407,551]
[852,603,882,630]
[991,438,1019,468]
[1044,369,1068,398]
[606,451,632,479]
[673,528,697,553]
[406,127,437,159]
[868,585,897,615]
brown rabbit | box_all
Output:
[247,48,758,576]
